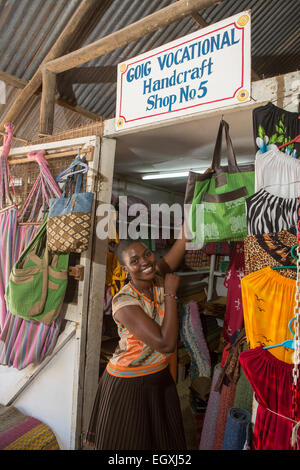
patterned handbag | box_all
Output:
[6,217,69,324]
[47,170,94,253]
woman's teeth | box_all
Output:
[142,266,153,273]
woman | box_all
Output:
[86,225,189,450]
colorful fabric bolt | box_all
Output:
[199,363,222,450]
[222,407,251,450]
[181,301,211,378]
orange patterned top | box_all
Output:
[107,275,169,378]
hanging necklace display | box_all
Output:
[291,201,300,449]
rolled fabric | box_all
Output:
[213,381,236,449]
[199,363,222,450]
[222,407,251,450]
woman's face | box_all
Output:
[122,242,156,281]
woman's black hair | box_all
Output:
[116,239,148,265]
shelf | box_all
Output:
[174,269,209,276]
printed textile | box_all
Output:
[241,267,296,364]
[240,346,300,450]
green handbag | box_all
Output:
[6,217,69,324]
[185,119,255,245]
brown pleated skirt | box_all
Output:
[86,366,187,450]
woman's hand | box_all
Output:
[164,273,180,295]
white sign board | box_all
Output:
[116,11,251,131]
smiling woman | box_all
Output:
[86,227,189,450]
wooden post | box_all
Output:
[81,137,116,448]
[39,68,57,136]
[45,0,222,74]
[0,69,101,122]
[0,0,102,132]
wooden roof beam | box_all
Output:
[44,0,222,74]
[0,70,102,123]
[0,0,102,133]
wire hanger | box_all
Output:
[272,244,298,270]
[56,148,88,182]
[264,317,296,350]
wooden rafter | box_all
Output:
[0,0,107,134]
[45,0,222,74]
[0,70,101,122]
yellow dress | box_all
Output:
[241,266,296,364]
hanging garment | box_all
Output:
[223,242,245,343]
[204,241,231,255]
[246,188,298,236]
[253,102,300,158]
[105,239,127,297]
[241,267,296,364]
[244,229,297,279]
[214,329,247,392]
[0,150,64,369]
[255,144,300,198]
[239,346,300,450]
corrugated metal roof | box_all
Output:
[0,0,299,144]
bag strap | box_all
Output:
[0,124,17,209]
[18,151,62,222]
[16,216,48,267]
[211,119,239,172]
[62,164,86,198]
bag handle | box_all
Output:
[62,164,86,198]
[211,119,239,172]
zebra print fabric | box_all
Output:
[246,188,298,236]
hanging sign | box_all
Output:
[116,11,251,131]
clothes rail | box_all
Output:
[7,147,94,165]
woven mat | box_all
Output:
[0,405,59,450]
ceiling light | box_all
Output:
[141,159,255,181]
[142,171,190,180]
